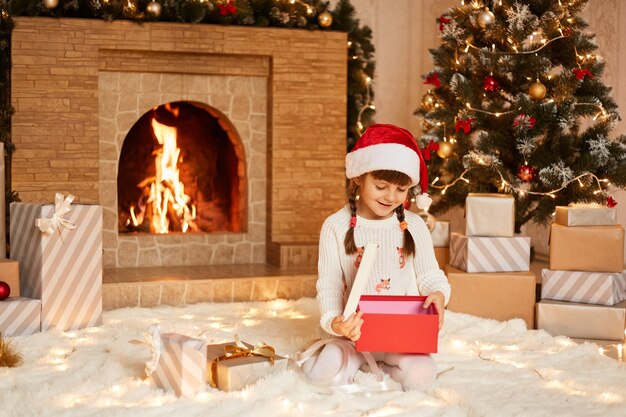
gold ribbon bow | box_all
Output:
[35,193,77,237]
[209,335,276,388]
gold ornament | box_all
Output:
[318,11,333,28]
[477,9,495,28]
[146,1,162,17]
[421,92,436,110]
[529,80,547,100]
[42,0,59,9]
[437,141,453,158]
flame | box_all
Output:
[129,107,197,234]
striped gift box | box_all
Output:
[541,269,626,306]
[10,200,102,331]
[0,297,41,337]
[152,333,207,397]
[449,232,531,273]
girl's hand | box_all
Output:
[423,291,445,330]
[331,311,364,341]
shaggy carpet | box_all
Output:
[1,298,625,417]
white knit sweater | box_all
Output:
[317,205,451,336]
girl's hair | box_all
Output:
[344,170,416,257]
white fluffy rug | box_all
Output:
[2,298,625,417]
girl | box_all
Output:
[302,124,451,391]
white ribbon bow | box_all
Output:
[129,324,162,377]
[35,193,77,236]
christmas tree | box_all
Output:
[415,0,626,232]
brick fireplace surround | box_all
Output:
[11,18,347,308]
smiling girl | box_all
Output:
[302,124,451,391]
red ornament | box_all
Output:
[218,0,237,16]
[439,16,451,32]
[0,281,10,301]
[607,196,618,208]
[403,200,412,210]
[455,117,473,134]
[517,163,537,182]
[483,75,499,92]
[573,68,594,80]
[424,73,441,89]
[562,27,573,37]
[422,139,440,161]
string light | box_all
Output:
[431,165,610,200]
[464,103,522,117]
[357,75,375,135]
[465,35,566,55]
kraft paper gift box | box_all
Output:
[207,341,288,391]
[430,221,450,247]
[549,224,624,273]
[355,295,438,353]
[449,232,531,273]
[434,247,449,272]
[554,205,617,227]
[147,330,208,397]
[446,266,536,329]
[9,193,102,331]
[465,193,515,237]
[536,299,626,341]
[0,297,41,337]
[541,269,626,306]
[0,259,20,297]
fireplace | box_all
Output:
[117,101,246,235]
[10,17,348,269]
[99,70,266,267]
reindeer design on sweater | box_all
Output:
[375,278,391,293]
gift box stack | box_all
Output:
[446,193,536,329]
[537,205,626,342]
[0,259,42,337]
[4,193,103,335]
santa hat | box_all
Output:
[346,124,432,210]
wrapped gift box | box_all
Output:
[449,232,530,273]
[207,341,288,391]
[554,205,617,227]
[356,295,438,353]
[152,332,208,397]
[10,195,102,331]
[431,221,450,247]
[446,266,536,329]
[434,247,449,272]
[549,224,624,273]
[541,269,626,306]
[537,299,626,341]
[0,297,41,337]
[0,259,20,297]
[465,193,515,237]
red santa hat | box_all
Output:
[346,124,432,210]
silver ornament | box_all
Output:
[146,1,162,18]
[42,0,59,10]
[477,10,495,28]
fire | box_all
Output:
[128,105,198,233]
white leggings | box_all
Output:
[301,342,437,391]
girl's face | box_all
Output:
[355,173,410,220]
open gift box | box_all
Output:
[355,295,438,354]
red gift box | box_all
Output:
[355,295,439,354]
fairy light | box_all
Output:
[431,167,610,199]
[465,35,566,55]
[464,103,522,117]
[357,75,375,135]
